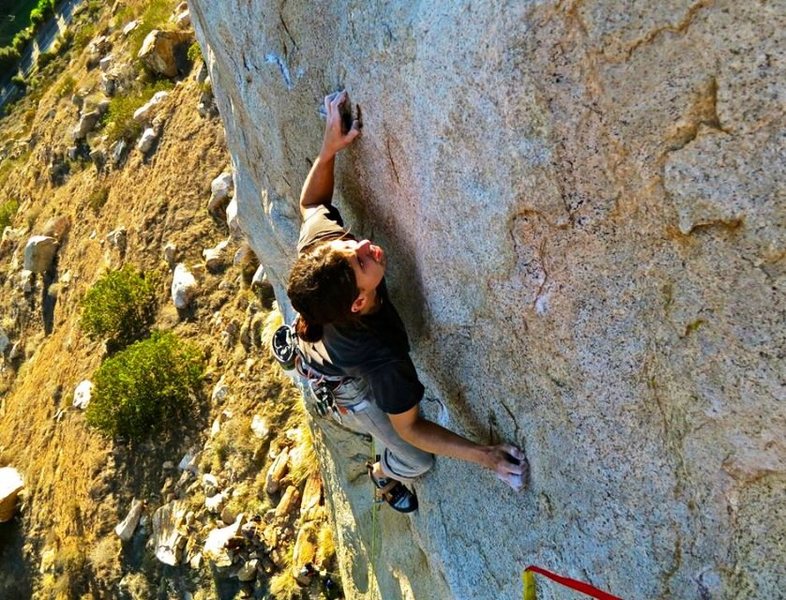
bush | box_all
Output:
[10,73,27,89]
[187,41,202,64]
[79,265,158,350]
[54,74,76,98]
[0,199,19,231]
[101,80,172,144]
[36,49,56,69]
[86,331,204,439]
[86,186,108,214]
[0,46,21,73]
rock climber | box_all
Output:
[281,91,527,512]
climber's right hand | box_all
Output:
[320,91,361,158]
[484,443,529,492]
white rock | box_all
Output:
[133,91,169,123]
[178,451,199,474]
[0,467,23,522]
[72,380,93,409]
[99,54,113,71]
[111,139,128,165]
[207,172,233,214]
[205,492,226,513]
[72,111,101,141]
[8,342,23,361]
[189,552,202,569]
[151,500,188,566]
[226,197,240,238]
[251,265,267,287]
[211,376,228,403]
[202,474,219,498]
[203,514,244,567]
[137,127,158,153]
[122,20,139,36]
[250,415,268,439]
[106,228,127,253]
[23,236,58,273]
[114,498,143,541]
[171,264,197,309]
[210,417,221,437]
[202,239,230,271]
[175,10,191,28]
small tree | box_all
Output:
[86,331,204,439]
[0,199,19,231]
[80,266,158,351]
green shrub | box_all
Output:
[12,28,33,54]
[0,199,19,231]
[86,331,204,439]
[79,265,158,350]
[54,74,76,98]
[86,186,108,214]
[187,41,202,64]
[0,46,21,73]
[101,80,172,144]
[72,22,96,51]
[36,49,56,69]
[10,73,27,89]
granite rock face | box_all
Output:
[190,1,786,598]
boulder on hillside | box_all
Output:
[106,228,127,254]
[203,514,245,567]
[171,264,198,309]
[115,498,144,541]
[0,328,9,354]
[137,128,159,154]
[72,380,93,409]
[226,197,241,238]
[133,91,169,123]
[72,111,101,141]
[265,447,289,495]
[138,29,193,78]
[151,500,189,565]
[207,172,234,214]
[202,239,230,272]
[23,236,58,273]
[0,467,24,522]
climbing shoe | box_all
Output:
[271,324,296,370]
[366,460,418,513]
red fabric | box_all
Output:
[525,565,624,600]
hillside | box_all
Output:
[0,1,339,598]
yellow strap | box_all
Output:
[523,570,537,600]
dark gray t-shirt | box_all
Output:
[296,205,424,414]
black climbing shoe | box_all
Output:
[366,461,418,513]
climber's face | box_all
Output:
[328,238,386,314]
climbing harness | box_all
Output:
[271,323,368,423]
[522,565,623,600]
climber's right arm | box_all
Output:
[299,91,361,217]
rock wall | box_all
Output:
[188,1,785,598]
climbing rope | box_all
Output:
[522,565,623,600]
[369,439,381,599]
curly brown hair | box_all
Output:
[287,241,358,342]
